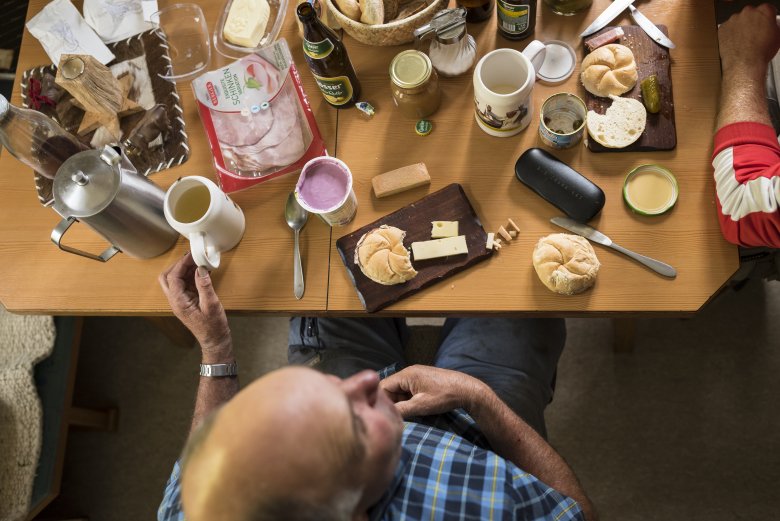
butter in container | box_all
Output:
[623,164,679,216]
[214,0,289,59]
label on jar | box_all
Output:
[303,38,334,59]
[313,73,354,106]
[497,0,530,35]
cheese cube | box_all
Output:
[486,232,495,250]
[431,221,458,238]
[411,235,468,261]
[224,0,271,49]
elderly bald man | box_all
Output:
[156,253,596,521]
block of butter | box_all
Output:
[372,163,430,198]
[224,0,271,49]
[411,235,468,261]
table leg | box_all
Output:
[612,318,636,353]
[145,316,195,349]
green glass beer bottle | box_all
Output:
[297,2,361,108]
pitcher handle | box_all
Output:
[190,232,220,270]
[51,216,121,262]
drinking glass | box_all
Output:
[543,0,592,16]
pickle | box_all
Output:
[641,75,661,114]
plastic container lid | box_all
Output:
[537,40,576,85]
[390,50,433,89]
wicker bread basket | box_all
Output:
[324,0,449,46]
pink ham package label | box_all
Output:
[196,54,282,111]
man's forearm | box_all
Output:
[190,341,239,435]
[717,64,772,130]
[467,385,597,521]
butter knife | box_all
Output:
[628,4,676,49]
[580,0,636,37]
[550,216,677,278]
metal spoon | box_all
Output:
[285,192,308,299]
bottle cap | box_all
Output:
[415,120,433,136]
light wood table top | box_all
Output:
[0,0,738,316]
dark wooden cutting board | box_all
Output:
[336,184,493,313]
[585,25,676,153]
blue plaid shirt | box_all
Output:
[158,366,584,521]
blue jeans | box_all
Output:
[288,318,566,438]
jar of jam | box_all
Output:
[389,50,441,119]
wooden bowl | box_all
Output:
[324,0,449,46]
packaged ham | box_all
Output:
[192,38,326,192]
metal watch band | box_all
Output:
[199,362,238,377]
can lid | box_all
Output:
[535,40,576,85]
[52,146,122,218]
[390,50,432,89]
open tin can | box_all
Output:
[539,93,587,149]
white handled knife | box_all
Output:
[628,4,676,49]
[550,216,677,278]
[580,0,637,37]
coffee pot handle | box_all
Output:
[190,232,220,270]
[51,217,121,262]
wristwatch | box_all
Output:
[199,362,238,377]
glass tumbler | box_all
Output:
[542,0,592,15]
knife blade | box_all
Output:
[580,0,637,38]
[550,216,677,278]
[628,4,676,49]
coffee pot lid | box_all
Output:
[52,146,122,218]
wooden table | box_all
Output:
[0,0,738,318]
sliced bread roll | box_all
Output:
[360,0,384,24]
[586,95,647,148]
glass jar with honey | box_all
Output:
[389,50,441,119]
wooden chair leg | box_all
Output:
[67,406,118,432]
[145,316,195,349]
[612,318,637,353]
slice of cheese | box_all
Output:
[411,235,468,261]
[224,0,271,49]
[431,221,458,238]
[486,232,495,250]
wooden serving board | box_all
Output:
[585,25,676,153]
[336,184,493,313]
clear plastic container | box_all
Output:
[214,0,289,59]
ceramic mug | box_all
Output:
[473,48,537,137]
[164,176,245,270]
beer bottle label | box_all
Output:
[497,1,529,35]
[313,73,354,106]
[303,38,335,59]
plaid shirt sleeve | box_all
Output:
[157,460,185,521]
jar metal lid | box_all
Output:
[390,50,433,89]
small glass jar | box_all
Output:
[389,50,441,119]
[542,0,591,16]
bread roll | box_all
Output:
[533,234,600,295]
[334,0,361,21]
[383,0,399,22]
[355,225,417,285]
[586,95,647,148]
[359,0,384,24]
[580,44,637,98]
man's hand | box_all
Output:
[719,4,780,75]
[159,253,231,359]
[380,365,488,418]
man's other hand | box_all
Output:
[719,3,780,74]
[159,252,231,355]
[380,365,488,418]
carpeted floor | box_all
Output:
[55,277,780,521]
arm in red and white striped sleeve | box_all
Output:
[711,122,780,248]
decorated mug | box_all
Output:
[164,176,245,270]
[473,48,536,137]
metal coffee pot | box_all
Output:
[50,146,178,261]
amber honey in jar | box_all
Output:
[389,50,441,119]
